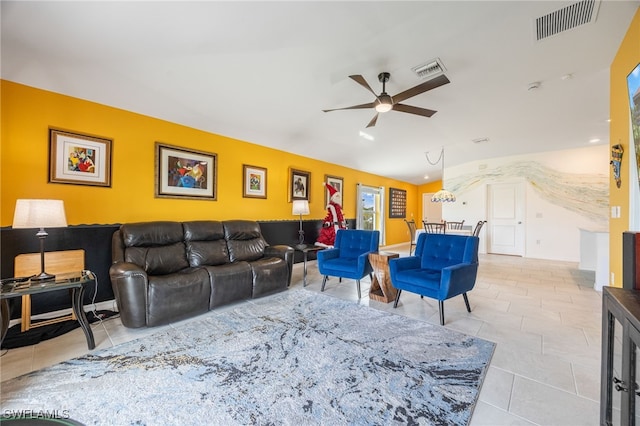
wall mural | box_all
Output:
[447,160,609,224]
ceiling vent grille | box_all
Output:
[535,0,600,41]
[412,58,446,79]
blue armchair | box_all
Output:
[317,229,380,299]
[389,233,479,325]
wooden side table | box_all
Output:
[368,251,399,303]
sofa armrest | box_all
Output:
[109,262,149,328]
[439,263,479,299]
[264,244,295,285]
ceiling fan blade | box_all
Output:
[323,102,375,113]
[392,103,437,117]
[366,113,379,128]
[392,74,450,104]
[349,75,379,98]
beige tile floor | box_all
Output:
[1,244,604,425]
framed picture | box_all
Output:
[243,164,267,199]
[49,128,112,187]
[289,168,310,201]
[325,174,344,206]
[155,142,217,200]
[389,187,407,218]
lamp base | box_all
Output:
[31,272,56,282]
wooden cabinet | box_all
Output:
[601,287,640,425]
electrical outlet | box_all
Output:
[536,240,541,245]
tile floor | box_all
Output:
[0,244,604,425]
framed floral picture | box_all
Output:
[49,128,113,187]
[325,174,344,206]
[289,168,310,201]
[243,164,267,199]
[155,142,217,200]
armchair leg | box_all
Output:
[463,293,471,312]
[356,280,361,299]
[393,290,402,308]
[321,276,328,292]
[439,300,445,326]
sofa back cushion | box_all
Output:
[120,221,189,275]
[183,221,229,267]
[223,220,266,262]
[418,233,479,270]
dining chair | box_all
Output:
[473,220,487,237]
[446,220,465,231]
[423,221,446,234]
[404,219,417,255]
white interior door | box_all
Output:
[487,182,525,256]
[422,193,442,222]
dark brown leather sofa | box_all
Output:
[109,220,294,328]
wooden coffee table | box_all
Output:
[368,251,399,303]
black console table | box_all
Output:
[601,286,640,425]
[1,272,96,350]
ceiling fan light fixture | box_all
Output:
[375,94,393,113]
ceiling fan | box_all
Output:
[323,72,450,128]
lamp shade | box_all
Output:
[12,199,68,229]
[292,200,310,216]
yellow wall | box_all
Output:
[1,80,418,246]
[610,7,640,287]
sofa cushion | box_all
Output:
[125,243,189,275]
[147,267,211,326]
[224,220,266,262]
[121,221,184,247]
[204,262,253,308]
[120,221,189,275]
[183,221,229,266]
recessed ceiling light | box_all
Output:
[589,138,600,143]
[423,174,430,180]
[359,131,374,141]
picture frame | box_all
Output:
[325,174,344,206]
[155,142,217,200]
[289,168,310,201]
[389,187,407,218]
[243,164,267,199]
[49,128,112,187]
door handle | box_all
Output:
[518,221,522,224]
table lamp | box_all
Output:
[12,199,68,281]
[292,200,310,249]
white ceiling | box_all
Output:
[2,1,638,184]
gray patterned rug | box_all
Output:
[1,289,495,425]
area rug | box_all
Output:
[1,289,495,425]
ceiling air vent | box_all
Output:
[535,0,600,41]
[412,58,446,80]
